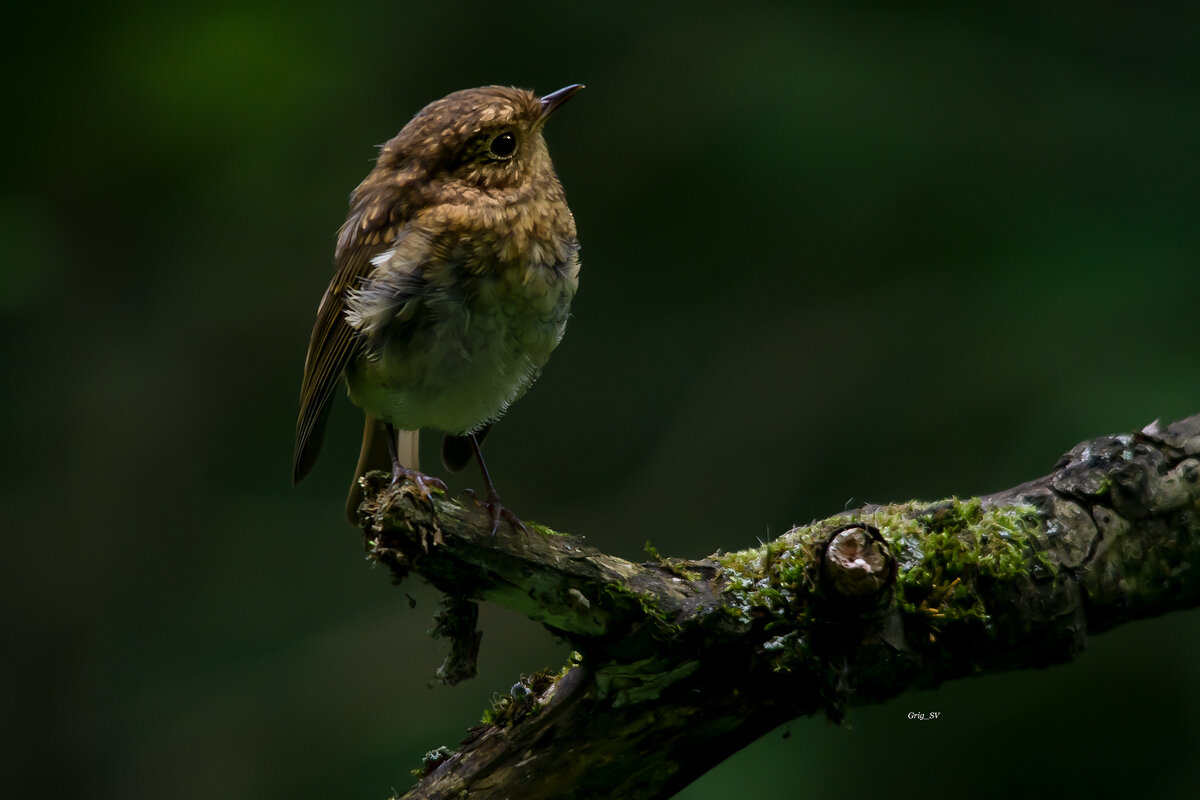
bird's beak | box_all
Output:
[538,84,584,124]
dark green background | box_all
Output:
[6,2,1199,798]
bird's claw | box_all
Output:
[464,488,529,538]
[390,466,447,505]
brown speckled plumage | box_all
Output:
[293,85,582,523]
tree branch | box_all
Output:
[356,414,1200,800]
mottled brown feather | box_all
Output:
[292,201,402,484]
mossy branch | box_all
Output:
[357,414,1200,800]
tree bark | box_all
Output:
[356,414,1200,800]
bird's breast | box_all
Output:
[345,223,579,434]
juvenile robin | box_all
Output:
[293,84,583,532]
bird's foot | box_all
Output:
[390,466,448,506]
[464,488,528,538]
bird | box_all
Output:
[292,84,583,533]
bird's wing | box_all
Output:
[292,200,408,485]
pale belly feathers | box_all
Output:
[344,260,575,434]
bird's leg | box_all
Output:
[465,433,527,537]
[384,423,447,503]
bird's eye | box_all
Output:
[487,131,517,159]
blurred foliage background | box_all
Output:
[4,1,1199,798]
